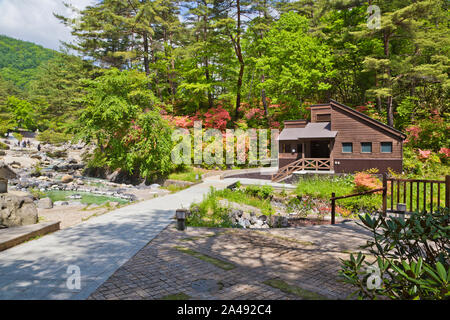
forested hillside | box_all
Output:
[0,35,57,88]
[0,0,448,180]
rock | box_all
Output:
[269,215,289,228]
[0,193,38,227]
[54,201,69,206]
[68,194,82,199]
[150,183,161,189]
[37,197,53,209]
[237,217,251,228]
[61,175,74,183]
[0,150,5,156]
[258,215,267,222]
[9,161,22,169]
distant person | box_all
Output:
[37,143,41,152]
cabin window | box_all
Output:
[316,113,331,122]
[361,142,372,153]
[342,142,353,153]
[381,142,393,153]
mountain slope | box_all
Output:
[0,35,57,88]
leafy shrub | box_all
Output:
[353,170,382,193]
[244,185,274,200]
[187,188,234,228]
[340,208,450,300]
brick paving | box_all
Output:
[89,222,372,300]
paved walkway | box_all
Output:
[89,222,372,300]
[0,176,230,300]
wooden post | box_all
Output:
[446,175,450,209]
[331,192,336,225]
[382,173,387,216]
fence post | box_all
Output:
[382,173,387,216]
[446,175,450,209]
[331,192,336,225]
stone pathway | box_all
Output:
[0,176,230,300]
[88,222,372,300]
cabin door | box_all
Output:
[310,141,330,158]
[296,144,303,159]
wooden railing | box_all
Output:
[330,174,450,225]
[386,175,450,214]
[272,158,331,182]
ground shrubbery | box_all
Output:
[295,174,382,214]
[340,208,450,300]
[187,185,275,228]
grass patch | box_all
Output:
[174,246,235,270]
[187,187,275,228]
[263,278,327,300]
[43,190,128,206]
[215,188,274,215]
[160,292,191,300]
[168,167,205,182]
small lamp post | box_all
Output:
[396,203,407,221]
[176,209,188,231]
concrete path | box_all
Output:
[0,176,231,300]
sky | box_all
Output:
[0,0,95,51]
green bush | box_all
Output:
[187,188,234,228]
[295,175,354,199]
[340,208,450,300]
[244,185,274,200]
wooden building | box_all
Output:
[273,100,406,182]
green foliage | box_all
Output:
[340,209,450,300]
[5,96,36,130]
[168,167,204,182]
[187,188,235,228]
[77,69,172,179]
[243,185,274,200]
[296,175,354,199]
[296,175,382,214]
[0,35,56,88]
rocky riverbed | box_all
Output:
[0,134,171,229]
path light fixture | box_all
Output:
[396,203,407,222]
[176,209,188,231]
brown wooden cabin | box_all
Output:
[273,100,406,182]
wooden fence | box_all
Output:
[330,174,450,225]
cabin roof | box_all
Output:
[329,100,407,140]
[278,122,337,140]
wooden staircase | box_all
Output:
[271,158,331,182]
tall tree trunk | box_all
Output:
[234,0,244,120]
[143,33,152,91]
[384,31,394,127]
[203,14,213,109]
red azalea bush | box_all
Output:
[353,171,382,193]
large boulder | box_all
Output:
[0,161,17,180]
[0,194,38,227]
[37,197,53,209]
[61,175,74,183]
